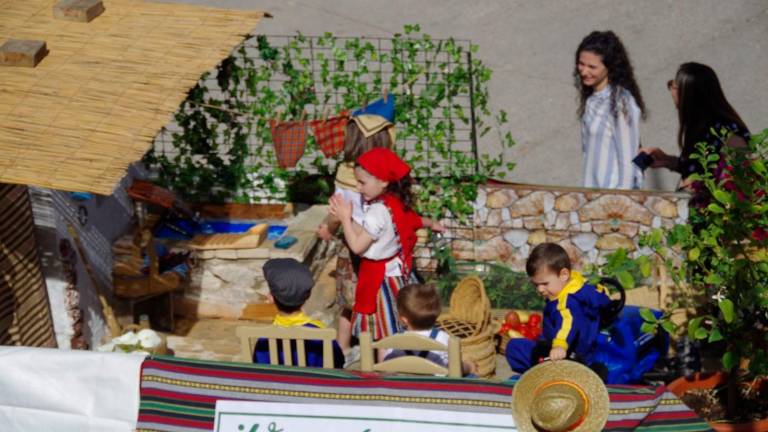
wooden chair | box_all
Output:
[359,331,462,378]
[236,325,338,369]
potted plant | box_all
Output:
[635,128,768,429]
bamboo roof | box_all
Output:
[0,0,267,194]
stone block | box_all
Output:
[596,233,636,251]
[214,249,238,259]
[475,236,513,261]
[475,226,501,241]
[474,207,489,225]
[503,229,529,248]
[527,230,546,245]
[545,231,567,243]
[486,209,502,226]
[523,216,544,230]
[572,233,598,252]
[509,191,555,217]
[236,248,270,259]
[677,199,689,221]
[543,210,557,228]
[646,196,678,218]
[474,187,488,209]
[486,189,517,208]
[0,39,48,67]
[555,193,586,212]
[579,195,652,225]
[53,0,105,23]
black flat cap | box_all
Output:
[263,258,314,308]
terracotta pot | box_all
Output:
[668,372,768,432]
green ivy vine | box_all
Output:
[144,25,516,223]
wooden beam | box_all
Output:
[53,0,105,23]
[0,39,48,68]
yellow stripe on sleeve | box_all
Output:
[552,295,573,350]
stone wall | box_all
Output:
[181,205,338,319]
[414,183,689,273]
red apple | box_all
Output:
[528,313,542,327]
[504,311,521,327]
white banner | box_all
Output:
[215,401,516,432]
[0,347,145,432]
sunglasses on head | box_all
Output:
[667,79,676,90]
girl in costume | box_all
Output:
[575,30,646,190]
[316,96,396,356]
[329,147,444,348]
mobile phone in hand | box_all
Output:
[632,153,654,170]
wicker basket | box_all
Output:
[436,276,496,378]
[448,275,491,326]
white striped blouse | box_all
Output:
[581,85,643,189]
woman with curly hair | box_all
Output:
[575,30,646,190]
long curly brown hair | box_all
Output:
[574,30,646,120]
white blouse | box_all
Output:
[581,85,643,189]
[361,201,403,276]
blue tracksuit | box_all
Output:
[506,271,611,373]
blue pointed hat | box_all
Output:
[352,93,395,122]
[350,93,396,142]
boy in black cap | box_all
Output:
[253,258,345,368]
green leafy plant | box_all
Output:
[591,128,768,420]
[433,243,543,310]
[144,26,515,223]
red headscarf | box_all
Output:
[356,148,410,182]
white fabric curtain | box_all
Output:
[0,347,144,431]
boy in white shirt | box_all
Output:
[385,284,476,375]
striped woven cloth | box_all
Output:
[137,356,711,432]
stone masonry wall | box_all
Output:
[414,183,689,273]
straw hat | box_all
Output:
[511,360,609,432]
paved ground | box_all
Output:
[161,0,767,191]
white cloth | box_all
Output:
[383,329,450,369]
[334,186,364,225]
[361,202,402,277]
[0,346,145,432]
[581,85,643,189]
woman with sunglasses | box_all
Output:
[576,30,646,190]
[638,62,749,192]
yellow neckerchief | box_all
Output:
[334,162,357,191]
[551,271,587,350]
[272,311,326,328]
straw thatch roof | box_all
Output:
[0,0,267,194]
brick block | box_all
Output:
[0,39,48,68]
[53,0,105,23]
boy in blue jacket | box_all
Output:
[253,258,345,368]
[506,243,611,373]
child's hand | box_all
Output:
[329,193,352,222]
[316,223,333,241]
[549,347,567,361]
[431,220,446,233]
